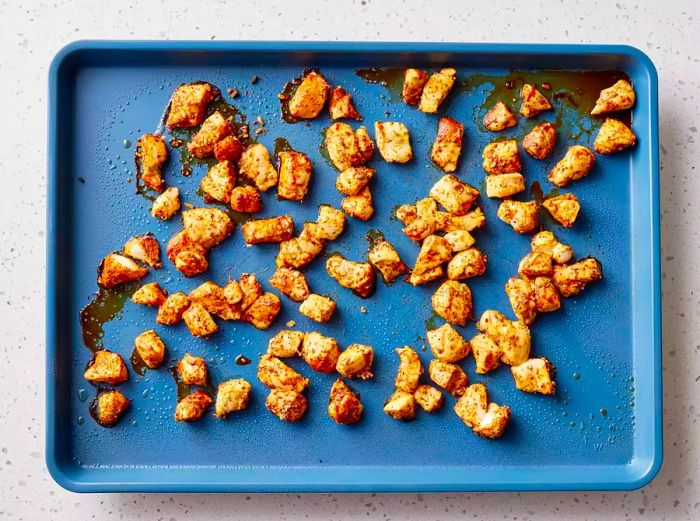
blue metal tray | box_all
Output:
[46,41,661,493]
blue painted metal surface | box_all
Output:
[46,41,661,492]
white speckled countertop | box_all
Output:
[1,0,698,519]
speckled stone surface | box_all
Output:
[0,0,698,519]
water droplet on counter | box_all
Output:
[131,420,139,427]
[123,139,132,148]
[573,372,581,380]
[77,389,89,402]
[600,408,608,417]
[77,416,85,425]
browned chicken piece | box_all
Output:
[243,292,281,330]
[398,197,438,242]
[485,172,526,198]
[594,118,637,154]
[299,294,336,323]
[518,251,554,278]
[483,100,517,131]
[368,239,407,283]
[522,122,557,159]
[166,82,215,128]
[315,205,346,240]
[413,385,444,412]
[470,333,502,374]
[429,175,479,216]
[289,70,330,119]
[183,302,218,337]
[328,379,363,425]
[375,121,413,163]
[182,207,234,250]
[482,140,521,174]
[519,84,552,118]
[267,330,305,358]
[123,234,161,268]
[187,111,232,158]
[214,134,244,162]
[239,144,278,192]
[175,390,213,422]
[511,358,556,395]
[336,166,374,196]
[543,193,580,228]
[132,281,167,306]
[383,390,416,421]
[432,280,473,326]
[257,353,309,392]
[532,276,561,313]
[136,134,167,192]
[394,346,423,393]
[177,353,208,385]
[269,267,310,302]
[266,389,308,422]
[336,344,374,379]
[241,215,294,245]
[278,150,312,202]
[476,309,530,366]
[151,187,181,220]
[215,379,251,418]
[326,255,375,298]
[402,68,429,105]
[548,145,595,187]
[427,323,471,363]
[431,117,464,172]
[94,390,130,427]
[436,207,486,233]
[531,230,573,265]
[429,360,468,396]
[230,185,262,213]
[239,273,263,311]
[447,247,487,280]
[223,279,243,305]
[156,292,190,325]
[84,350,128,384]
[301,332,341,373]
[341,186,374,221]
[443,230,475,252]
[165,230,207,278]
[97,253,148,288]
[497,200,539,234]
[419,68,456,113]
[134,330,166,369]
[553,258,602,297]
[325,123,374,171]
[200,160,236,203]
[189,281,239,320]
[329,86,361,120]
[409,234,452,286]
[505,277,538,325]
[591,79,635,115]
[454,383,511,439]
[276,223,325,269]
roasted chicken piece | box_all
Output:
[511,358,556,395]
[136,134,167,192]
[336,344,374,380]
[402,68,429,105]
[523,122,556,160]
[288,70,330,119]
[429,360,468,396]
[200,160,236,203]
[497,200,539,234]
[443,230,475,252]
[483,100,517,131]
[518,251,554,278]
[325,123,374,171]
[368,239,407,283]
[341,186,374,221]
[123,234,161,268]
[257,354,309,392]
[183,302,218,337]
[166,82,215,128]
[548,145,595,187]
[239,273,263,311]
[177,354,208,385]
[418,68,456,113]
[269,267,310,302]
[431,117,464,172]
[409,234,452,286]
[189,281,239,320]
[505,277,538,325]
[375,121,413,163]
[476,309,531,366]
[97,253,148,288]
[591,79,635,115]
[156,292,190,325]
[325,255,375,298]
[299,293,336,323]
[429,175,479,216]
[394,346,423,393]
[93,390,130,427]
[413,385,443,412]
[134,330,166,369]
[398,197,438,242]
[241,215,294,245]
[315,205,346,240]
[482,139,521,175]
[436,207,486,233]
[454,383,511,439]
[532,276,561,312]
[543,193,580,228]
[214,134,243,162]
[214,378,251,418]
[383,390,416,421]
[470,334,502,374]
[239,144,278,192]
[485,172,525,198]
[131,281,167,306]
[175,390,213,422]
[446,247,487,280]
[531,230,573,265]
[151,187,180,220]
[432,280,473,326]
[552,258,602,297]
[276,223,325,269]
[328,379,363,425]
[519,84,552,118]
[267,330,305,358]
[265,389,308,422]
[593,118,637,154]
[230,185,262,213]
[277,150,312,201]
[336,166,374,196]
[242,292,281,330]
[188,111,232,158]
[84,350,128,384]
[426,323,471,363]
[301,332,341,373]
[181,207,234,250]
[329,86,361,120]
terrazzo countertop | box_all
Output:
[1,0,698,519]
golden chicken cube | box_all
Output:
[430,116,464,172]
[413,385,444,412]
[429,360,468,396]
[239,144,278,191]
[132,281,167,306]
[268,330,305,358]
[485,172,525,199]
[187,111,232,158]
[522,122,557,160]
[402,68,429,105]
[151,187,180,220]
[418,68,456,113]
[470,333,502,374]
[325,122,374,171]
[368,239,407,283]
[276,223,325,269]
[594,118,637,154]
[505,277,538,325]
[482,140,521,175]
[242,292,281,330]
[269,267,310,302]
[511,358,556,395]
[476,309,531,366]
[543,193,580,228]
[409,234,452,286]
[183,302,218,337]
[156,292,190,325]
[214,134,243,162]
[230,185,261,214]
[532,276,561,313]
[518,251,554,279]
[429,175,479,216]
[215,378,251,418]
[375,121,413,163]
[326,255,375,298]
[166,232,208,278]
[84,350,128,384]
[427,323,471,363]
[436,207,487,233]
[454,383,511,439]
[329,86,361,120]
[553,258,602,297]
[447,248,487,281]
[239,274,267,313]
[399,197,438,242]
[475,402,512,438]
[177,353,208,385]
[94,390,130,427]
[301,331,341,373]
[483,100,517,131]
[166,82,215,128]
[341,186,374,221]
[519,84,552,118]
[277,150,312,202]
[432,280,473,326]
[299,294,336,323]
[189,281,239,321]
[257,354,309,392]
[241,215,294,245]
[289,70,330,119]
[591,79,635,115]
[383,390,416,421]
[200,160,236,203]
[182,207,234,249]
[548,145,595,187]
[123,234,161,269]
[175,390,213,422]
[394,346,423,393]
[136,134,167,192]
[134,330,166,369]
[443,230,475,253]
[315,205,346,240]
[336,166,374,196]
[497,200,539,234]
[336,344,374,380]
[223,279,243,304]
[265,389,308,422]
[328,379,363,425]
[97,253,148,288]
[531,230,573,265]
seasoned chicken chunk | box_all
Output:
[548,145,595,187]
[485,172,525,198]
[336,166,374,196]
[326,255,375,298]
[591,79,635,115]
[429,360,468,396]
[409,234,452,286]
[257,354,309,392]
[156,292,190,325]
[511,358,556,395]
[443,230,475,253]
[368,239,407,283]
[329,86,361,120]
[289,70,330,119]
[239,144,278,192]
[97,253,148,288]
[522,122,557,159]
[543,193,580,228]
[402,68,429,105]
[399,197,438,242]
[454,383,511,439]
[278,150,312,201]
[189,281,238,320]
[94,390,130,427]
[414,385,443,412]
[419,68,456,113]
[395,346,423,393]
[518,251,554,278]
[429,175,479,216]
[435,207,486,233]
[183,302,218,337]
[447,248,487,280]
[276,223,325,269]
[482,140,521,175]
[214,134,243,162]
[151,187,180,220]
[175,390,213,422]
[476,309,531,366]
[241,215,294,245]
[166,230,208,278]
[315,205,346,240]
[230,185,262,213]
[375,121,412,163]
[299,294,336,323]
[532,276,561,312]
[123,234,160,268]
[505,277,538,325]
[265,389,308,422]
[483,100,517,131]
[553,258,602,297]
[325,123,374,171]
[432,280,473,326]
[166,82,215,128]
[519,84,552,118]
[301,332,341,373]
[431,117,464,172]
[269,267,310,302]
[132,281,167,306]
[134,330,166,369]
[223,279,243,305]
[177,354,208,385]
[239,273,263,311]
[188,111,232,158]
[136,134,167,192]
[383,390,416,421]
[328,379,363,425]
[427,323,471,363]
[84,350,128,384]
[470,333,502,374]
[243,292,281,330]
[341,186,374,221]
[268,330,305,358]
[200,160,236,203]
[531,230,573,265]
[182,207,234,250]
[215,378,251,418]
[497,200,539,234]
[336,344,374,380]
[594,118,637,154]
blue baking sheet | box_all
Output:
[46,41,661,492]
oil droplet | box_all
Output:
[235,354,252,366]
[77,389,89,402]
[600,408,608,417]
[142,389,149,398]
[570,421,576,427]
[123,139,132,148]
[79,282,139,352]
[573,372,581,380]
[77,416,85,426]
[131,420,139,427]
